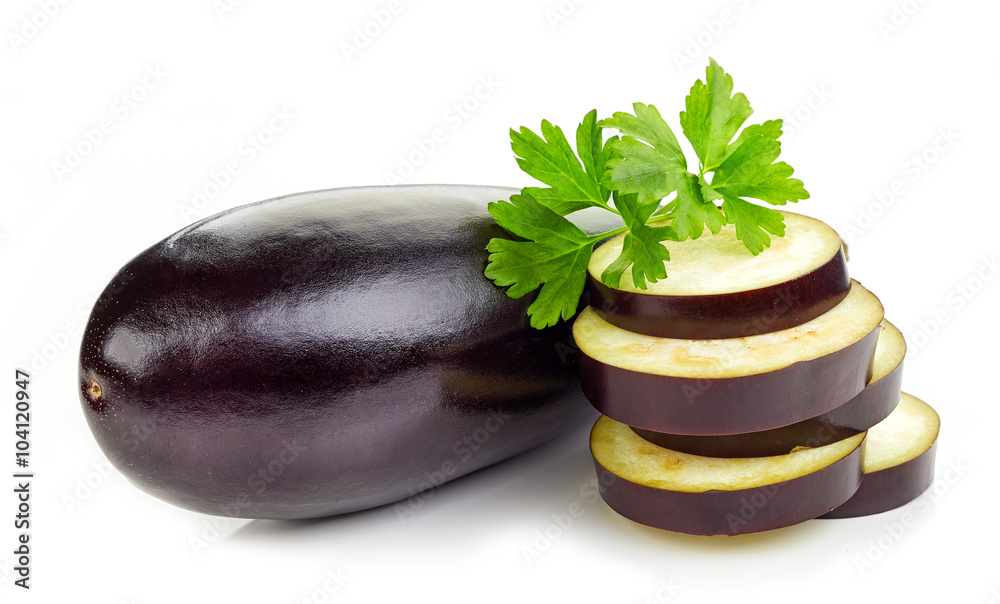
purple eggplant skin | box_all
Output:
[78,185,621,520]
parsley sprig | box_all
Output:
[485,59,810,329]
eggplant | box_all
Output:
[77,184,621,520]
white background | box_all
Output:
[1,0,998,602]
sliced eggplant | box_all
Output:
[575,280,884,435]
[630,319,905,457]
[590,415,865,536]
[587,211,850,339]
[821,393,939,519]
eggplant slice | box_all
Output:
[576,280,884,435]
[590,415,865,536]
[587,211,850,339]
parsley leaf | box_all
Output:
[671,172,726,241]
[728,119,783,156]
[709,134,809,206]
[680,57,753,173]
[719,195,786,255]
[600,192,678,289]
[484,194,609,329]
[576,109,617,203]
[600,103,688,202]
[511,113,611,215]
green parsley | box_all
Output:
[485,58,810,329]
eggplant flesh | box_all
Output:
[78,185,620,519]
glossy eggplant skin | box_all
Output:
[78,185,620,520]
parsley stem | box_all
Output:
[595,225,629,240]
[647,200,676,222]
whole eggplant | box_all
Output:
[78,185,619,519]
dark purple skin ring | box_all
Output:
[78,184,623,520]
[587,247,850,340]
